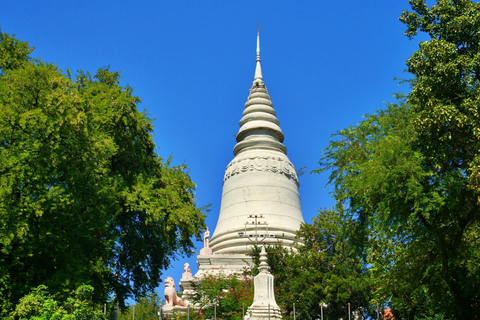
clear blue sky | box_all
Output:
[2,0,424,303]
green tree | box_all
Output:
[9,284,106,320]
[0,30,32,73]
[253,209,372,320]
[317,1,480,318]
[0,31,206,315]
[118,292,162,320]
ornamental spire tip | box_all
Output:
[254,23,263,82]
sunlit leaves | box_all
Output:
[0,32,206,315]
[10,284,106,320]
[317,1,480,318]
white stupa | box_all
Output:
[196,29,304,275]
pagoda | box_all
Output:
[162,29,304,319]
[196,29,305,276]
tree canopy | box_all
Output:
[9,285,106,320]
[0,31,206,316]
[118,292,162,320]
[317,1,480,319]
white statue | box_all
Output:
[182,263,192,279]
[164,277,185,307]
[200,227,212,255]
[204,227,210,248]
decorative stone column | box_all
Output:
[180,263,195,303]
[244,246,282,320]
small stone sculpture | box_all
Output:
[182,263,192,279]
[200,227,212,255]
[164,277,185,307]
[204,227,210,248]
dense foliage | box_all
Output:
[0,31,206,315]
[9,285,105,320]
[317,1,480,319]
[118,293,162,320]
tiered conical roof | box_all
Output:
[233,30,287,157]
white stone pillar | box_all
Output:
[244,246,282,320]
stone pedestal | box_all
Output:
[196,253,253,277]
[244,247,282,320]
[199,247,212,255]
[180,277,195,304]
[179,277,194,292]
[161,306,185,319]
[182,271,192,279]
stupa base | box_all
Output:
[195,253,253,277]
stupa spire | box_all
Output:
[254,23,263,83]
[232,28,287,157]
